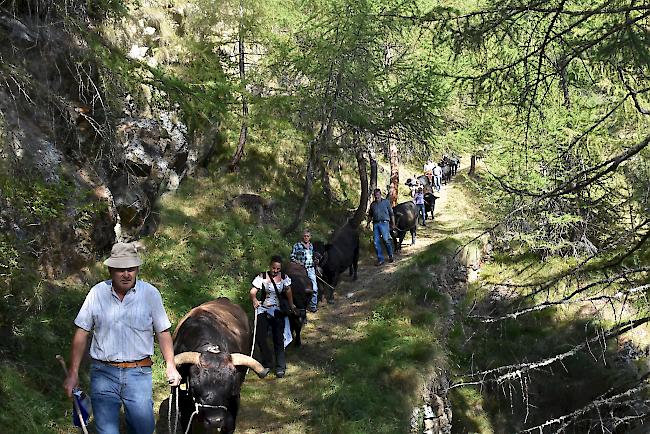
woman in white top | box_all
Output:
[250,255,296,378]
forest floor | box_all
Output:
[233,164,484,433]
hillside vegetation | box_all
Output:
[1,0,650,433]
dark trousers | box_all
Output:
[255,312,286,370]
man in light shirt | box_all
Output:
[424,160,434,185]
[63,242,181,434]
[433,163,443,192]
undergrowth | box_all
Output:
[449,252,649,433]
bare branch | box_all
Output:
[473,283,650,323]
[518,380,650,433]
[452,316,650,387]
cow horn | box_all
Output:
[174,351,201,365]
[230,353,270,378]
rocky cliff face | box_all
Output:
[0,2,218,277]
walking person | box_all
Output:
[424,160,434,186]
[250,255,297,378]
[366,188,395,266]
[433,163,442,192]
[413,186,427,226]
[62,242,182,434]
[290,229,319,313]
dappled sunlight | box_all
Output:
[234,165,478,432]
[450,387,495,434]
[4,0,648,432]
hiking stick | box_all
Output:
[315,275,337,292]
[56,355,89,434]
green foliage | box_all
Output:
[264,0,448,161]
[87,0,129,19]
[89,36,230,134]
[0,278,92,434]
[0,365,66,433]
[0,235,20,277]
[0,176,72,223]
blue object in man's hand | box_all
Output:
[72,388,92,427]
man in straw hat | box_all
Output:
[63,242,181,433]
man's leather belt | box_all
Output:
[374,219,389,223]
[100,357,153,368]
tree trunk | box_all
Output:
[320,158,337,202]
[388,140,399,207]
[369,144,378,197]
[285,138,318,234]
[351,137,369,228]
[228,0,248,172]
[559,58,571,109]
[285,69,343,234]
[469,154,476,175]
[228,101,248,172]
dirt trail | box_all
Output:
[236,167,476,434]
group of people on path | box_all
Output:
[61,155,454,431]
[369,156,457,266]
[423,159,443,193]
[62,235,319,433]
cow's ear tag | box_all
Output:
[206,345,220,354]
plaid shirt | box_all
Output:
[290,242,314,268]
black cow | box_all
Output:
[417,175,434,194]
[284,262,313,347]
[391,201,417,251]
[171,298,269,434]
[439,162,452,185]
[313,222,359,301]
[424,192,439,220]
[449,155,460,175]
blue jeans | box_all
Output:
[90,361,154,434]
[417,203,426,225]
[307,267,318,308]
[373,221,393,263]
[433,175,441,192]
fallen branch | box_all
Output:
[472,281,650,323]
[518,380,650,433]
[451,316,650,387]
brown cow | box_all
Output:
[285,261,313,346]
[171,298,269,434]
